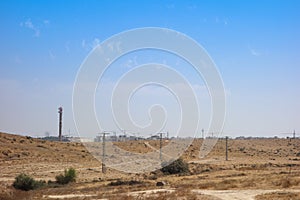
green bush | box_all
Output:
[55,168,76,184]
[161,158,190,175]
[13,173,45,191]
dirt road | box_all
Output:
[192,189,300,200]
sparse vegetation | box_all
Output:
[256,192,300,200]
[55,168,77,184]
[13,173,45,191]
[109,179,143,186]
[161,158,190,175]
[1,132,300,199]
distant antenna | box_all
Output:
[293,130,296,139]
[58,107,63,141]
[45,131,50,138]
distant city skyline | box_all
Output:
[0,1,299,138]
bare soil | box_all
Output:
[0,132,300,199]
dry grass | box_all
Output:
[255,192,300,200]
[1,132,300,199]
[271,177,300,188]
[0,186,33,200]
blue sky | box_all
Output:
[0,0,299,138]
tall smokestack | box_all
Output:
[58,107,63,141]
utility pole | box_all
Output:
[293,130,296,139]
[113,131,117,141]
[159,133,163,160]
[225,136,228,161]
[201,129,204,139]
[58,107,63,141]
[122,129,126,141]
[100,132,110,173]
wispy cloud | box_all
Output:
[82,38,101,51]
[43,19,50,25]
[223,18,228,26]
[215,16,229,26]
[20,19,40,37]
[124,56,138,68]
[248,45,261,57]
[250,48,260,56]
[49,50,55,60]
[20,18,50,37]
[92,38,101,47]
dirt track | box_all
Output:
[193,189,300,200]
[40,189,300,200]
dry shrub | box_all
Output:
[161,158,190,175]
[191,164,213,175]
[215,179,238,190]
[0,188,32,200]
[109,180,143,186]
[272,177,300,188]
[240,179,257,188]
[256,192,300,200]
[147,170,164,180]
[281,178,291,188]
[196,181,216,189]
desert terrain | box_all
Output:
[0,132,300,200]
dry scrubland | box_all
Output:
[0,132,300,199]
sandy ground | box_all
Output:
[193,189,300,200]
[33,189,300,200]
[1,132,300,199]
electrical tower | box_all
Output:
[58,107,63,141]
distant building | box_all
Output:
[69,137,93,143]
[147,135,160,140]
[40,136,70,142]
